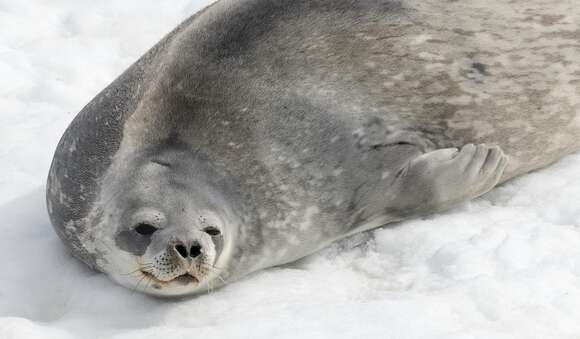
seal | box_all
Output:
[46,0,580,296]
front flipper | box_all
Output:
[386,143,508,217]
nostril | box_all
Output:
[175,244,188,258]
[190,243,202,258]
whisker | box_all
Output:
[143,276,153,292]
[121,264,154,276]
[201,263,223,271]
[207,263,225,270]
[131,274,147,295]
[200,263,227,285]
[201,263,222,273]
[216,274,226,285]
[121,268,143,276]
[136,259,154,266]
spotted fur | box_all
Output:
[47,0,580,296]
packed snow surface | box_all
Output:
[2,1,580,338]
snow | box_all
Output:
[2,0,580,338]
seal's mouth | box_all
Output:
[174,273,198,285]
[141,271,200,287]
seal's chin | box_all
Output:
[141,271,200,287]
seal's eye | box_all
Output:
[203,226,221,236]
[134,223,158,235]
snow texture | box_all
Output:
[2,1,580,338]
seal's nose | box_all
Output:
[189,243,202,258]
[173,241,202,258]
[174,243,188,258]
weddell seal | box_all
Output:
[46,0,580,296]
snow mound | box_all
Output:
[2,0,580,338]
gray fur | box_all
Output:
[47,0,580,296]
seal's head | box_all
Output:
[88,148,240,297]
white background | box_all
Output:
[2,1,580,338]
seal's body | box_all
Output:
[47,0,580,296]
